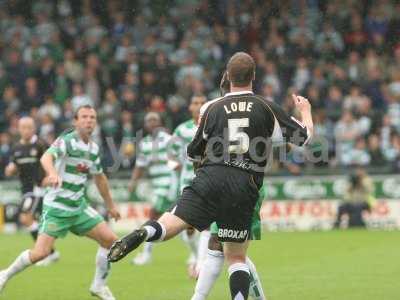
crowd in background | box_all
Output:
[0,0,400,177]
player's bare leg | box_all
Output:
[19,212,59,267]
[224,241,251,300]
[0,234,55,293]
[108,212,190,262]
[86,222,118,300]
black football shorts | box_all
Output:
[172,165,262,243]
[20,192,43,219]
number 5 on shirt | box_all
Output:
[228,118,250,154]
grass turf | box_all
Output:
[0,230,399,300]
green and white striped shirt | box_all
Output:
[170,119,197,192]
[136,129,176,200]
[44,130,103,216]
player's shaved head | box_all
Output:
[144,112,162,134]
[18,116,36,141]
[144,112,161,123]
[226,52,255,87]
[19,116,35,127]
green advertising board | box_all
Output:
[1,175,400,204]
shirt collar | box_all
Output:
[30,135,38,144]
[21,135,38,145]
[224,91,254,97]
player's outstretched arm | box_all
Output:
[292,94,314,138]
[94,173,121,221]
[4,162,17,177]
[267,94,313,147]
[40,152,61,188]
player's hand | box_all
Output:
[107,203,121,221]
[5,163,17,177]
[44,173,62,188]
[292,94,311,113]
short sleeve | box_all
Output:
[90,156,103,175]
[46,136,67,159]
[169,128,184,163]
[268,101,310,146]
[135,141,150,167]
[187,104,215,162]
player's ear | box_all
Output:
[220,71,230,96]
[226,71,230,81]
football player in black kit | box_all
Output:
[5,116,60,266]
[108,52,314,300]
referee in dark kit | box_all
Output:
[5,116,59,266]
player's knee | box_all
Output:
[208,234,223,251]
[31,247,51,262]
[224,251,246,265]
[225,255,246,266]
[102,233,118,249]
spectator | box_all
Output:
[21,77,42,113]
[368,134,386,166]
[38,113,55,144]
[325,85,343,121]
[54,64,71,105]
[0,1,399,173]
[1,86,20,122]
[99,89,121,137]
[63,49,83,83]
[22,35,48,67]
[292,57,310,92]
[335,110,361,165]
[71,83,93,110]
[0,133,12,179]
[121,89,141,114]
[38,95,62,121]
[262,61,281,98]
[5,50,27,91]
[343,85,368,111]
[346,51,364,83]
[37,57,56,95]
[342,137,371,166]
[334,168,372,228]
[315,22,344,58]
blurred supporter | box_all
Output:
[71,82,93,110]
[0,0,399,173]
[334,168,373,228]
[0,132,12,179]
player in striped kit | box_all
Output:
[0,105,121,300]
[128,112,177,265]
[169,95,208,277]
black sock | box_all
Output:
[143,220,165,242]
[30,229,38,241]
[229,263,250,300]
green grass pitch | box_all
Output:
[0,230,399,300]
